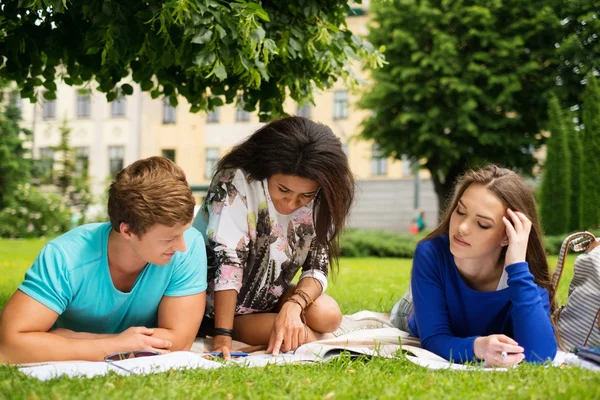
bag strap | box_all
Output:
[583,307,600,347]
[550,231,597,303]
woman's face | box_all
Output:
[448,184,508,262]
[267,174,320,215]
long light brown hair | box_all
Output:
[424,164,555,313]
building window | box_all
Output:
[207,108,220,123]
[108,146,125,178]
[42,97,56,119]
[236,97,250,122]
[401,154,412,176]
[370,144,387,176]
[205,148,220,179]
[39,147,55,183]
[74,147,90,177]
[163,98,177,124]
[111,91,126,117]
[9,91,21,110]
[333,90,349,120]
[162,149,176,162]
[341,143,349,157]
[76,93,91,118]
[296,103,311,119]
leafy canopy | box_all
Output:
[0,0,384,119]
[360,0,562,211]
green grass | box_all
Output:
[0,239,598,399]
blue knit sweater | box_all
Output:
[408,235,557,363]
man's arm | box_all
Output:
[152,292,206,351]
[0,291,172,364]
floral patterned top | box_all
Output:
[192,168,329,317]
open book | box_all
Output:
[19,351,222,381]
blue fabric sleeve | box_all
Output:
[411,241,478,362]
[164,231,208,297]
[18,243,73,315]
[506,262,558,362]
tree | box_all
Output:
[565,108,583,232]
[54,118,93,223]
[540,95,571,235]
[580,75,600,229]
[359,0,562,214]
[0,1,384,120]
[0,83,33,210]
[555,0,600,109]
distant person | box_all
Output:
[415,210,426,232]
[0,157,207,363]
[393,165,557,366]
[193,116,354,358]
[409,219,419,235]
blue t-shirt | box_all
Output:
[19,222,207,334]
[408,235,557,363]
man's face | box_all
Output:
[125,223,190,266]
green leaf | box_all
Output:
[194,51,216,67]
[106,91,117,102]
[86,46,101,55]
[140,79,154,91]
[214,64,227,81]
[43,91,57,100]
[246,2,270,22]
[289,38,302,52]
[192,29,213,45]
[121,84,133,95]
[150,89,161,99]
[215,24,227,39]
[252,26,266,42]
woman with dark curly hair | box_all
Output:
[193,116,354,358]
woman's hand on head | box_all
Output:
[502,209,532,267]
[474,334,525,367]
[266,300,307,356]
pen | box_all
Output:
[206,351,249,357]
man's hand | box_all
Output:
[113,327,173,354]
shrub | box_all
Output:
[340,229,599,258]
[0,183,71,238]
[340,229,422,258]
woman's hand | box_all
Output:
[212,335,233,360]
[266,300,307,356]
[473,334,525,367]
[502,208,532,267]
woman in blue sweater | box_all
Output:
[407,165,557,366]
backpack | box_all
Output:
[551,231,600,351]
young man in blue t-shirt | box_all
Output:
[0,157,207,363]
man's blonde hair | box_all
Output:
[108,156,195,235]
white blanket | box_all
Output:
[17,326,599,381]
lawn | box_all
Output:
[0,239,599,399]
